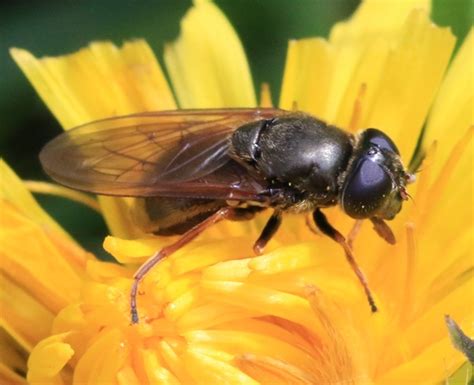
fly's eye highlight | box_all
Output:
[367,146,379,156]
[362,128,400,155]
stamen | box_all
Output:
[348,82,367,132]
[235,353,318,384]
[422,127,472,223]
[259,82,273,108]
[291,100,299,111]
[412,141,437,206]
[402,223,416,324]
[24,180,101,213]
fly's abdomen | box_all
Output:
[131,197,225,235]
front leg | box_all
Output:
[347,219,363,249]
[370,217,396,245]
[313,209,378,312]
[253,210,282,254]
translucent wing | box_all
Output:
[40,108,286,200]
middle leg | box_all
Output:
[253,210,282,255]
[313,208,377,312]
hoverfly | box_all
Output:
[40,108,414,323]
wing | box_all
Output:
[40,108,287,201]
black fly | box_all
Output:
[40,108,414,323]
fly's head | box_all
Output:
[340,128,415,221]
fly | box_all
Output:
[39,108,415,323]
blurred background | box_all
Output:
[1,0,471,256]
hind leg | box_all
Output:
[131,206,238,324]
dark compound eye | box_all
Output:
[361,128,400,155]
[341,157,393,219]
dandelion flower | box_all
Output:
[3,0,473,383]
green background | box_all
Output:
[0,0,471,255]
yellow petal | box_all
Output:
[425,28,474,177]
[0,329,28,385]
[279,37,334,118]
[0,162,88,381]
[235,354,321,385]
[164,0,256,108]
[184,329,317,375]
[103,235,173,264]
[159,340,195,383]
[0,274,53,351]
[170,238,254,276]
[182,346,259,385]
[23,180,101,213]
[281,0,432,119]
[51,304,86,336]
[0,164,89,355]
[97,197,148,239]
[259,83,274,108]
[280,4,455,162]
[176,303,259,332]
[27,332,74,385]
[11,40,175,129]
[352,10,454,158]
[117,366,141,385]
[248,243,325,274]
[412,129,472,291]
[164,287,201,322]
[73,328,127,384]
[0,159,69,240]
[408,281,474,357]
[202,258,253,282]
[376,335,469,384]
[86,260,130,281]
[0,201,86,313]
[0,365,28,385]
[163,272,200,303]
[11,40,176,239]
[330,0,430,41]
[201,280,315,331]
[141,349,180,385]
[81,282,130,327]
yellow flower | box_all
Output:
[3,0,472,384]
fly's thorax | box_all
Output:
[230,113,354,207]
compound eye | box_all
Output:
[341,157,393,219]
[362,128,400,154]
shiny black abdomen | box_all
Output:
[230,114,354,206]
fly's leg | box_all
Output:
[313,208,378,312]
[253,210,282,255]
[370,217,396,245]
[347,219,363,249]
[131,206,237,324]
